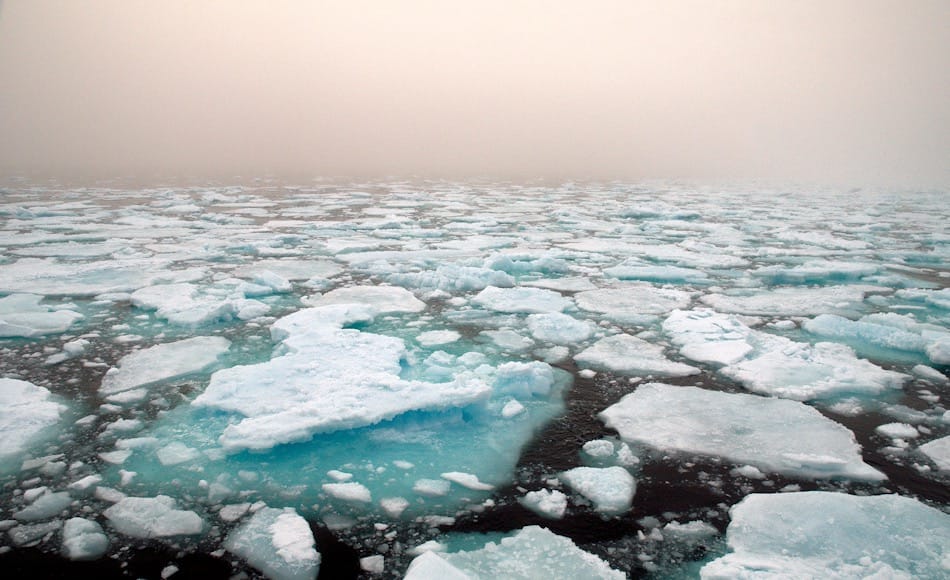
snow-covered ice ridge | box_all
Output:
[0,180,947,578]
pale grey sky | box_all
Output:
[0,1,947,185]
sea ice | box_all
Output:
[575,285,692,324]
[404,526,624,579]
[305,285,425,314]
[919,435,950,471]
[721,340,906,401]
[701,492,950,579]
[225,507,320,580]
[519,489,568,519]
[600,383,884,480]
[192,306,492,451]
[0,293,83,337]
[559,466,635,515]
[0,378,68,470]
[665,309,907,400]
[575,334,699,377]
[472,286,572,313]
[662,309,754,365]
[61,517,109,561]
[525,312,593,344]
[99,336,231,395]
[103,495,204,538]
[701,285,879,316]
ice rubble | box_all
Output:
[99,336,232,396]
[600,383,884,480]
[225,507,320,580]
[404,526,624,580]
[701,492,950,579]
[663,309,906,401]
[0,378,68,470]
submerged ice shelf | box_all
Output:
[0,180,948,579]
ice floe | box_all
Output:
[99,336,232,396]
[702,492,950,579]
[192,306,492,451]
[600,383,884,480]
[103,495,204,538]
[0,378,68,471]
[575,334,699,377]
[225,507,320,580]
[404,526,624,579]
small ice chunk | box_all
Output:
[413,479,451,497]
[582,439,616,459]
[13,491,72,521]
[360,554,385,574]
[526,312,593,344]
[104,495,204,538]
[99,336,231,395]
[875,423,918,440]
[501,399,526,418]
[61,517,109,561]
[575,334,700,377]
[663,520,718,538]
[441,472,494,491]
[326,470,352,482]
[380,497,410,518]
[600,383,884,481]
[322,482,372,504]
[225,507,320,580]
[416,330,461,347]
[912,364,947,384]
[493,361,556,398]
[404,526,624,579]
[156,442,201,466]
[219,503,251,522]
[67,474,103,493]
[519,489,568,519]
[559,466,635,515]
[701,492,950,579]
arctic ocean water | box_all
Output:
[0,179,947,579]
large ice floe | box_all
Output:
[0,181,947,578]
[701,492,950,579]
[600,383,884,480]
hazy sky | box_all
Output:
[0,1,947,184]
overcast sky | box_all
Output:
[0,1,947,185]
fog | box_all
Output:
[0,1,947,185]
